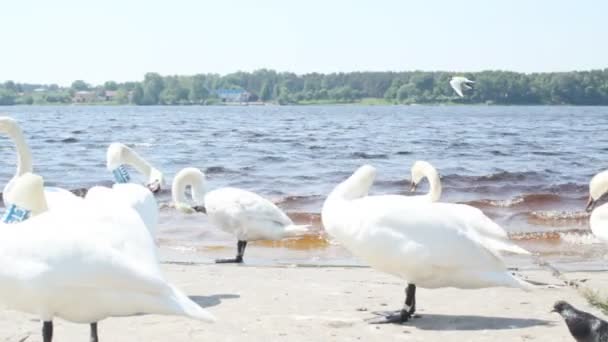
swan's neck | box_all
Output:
[424,170,442,202]
[171,173,206,206]
[3,128,34,198]
[119,148,153,181]
[10,129,33,179]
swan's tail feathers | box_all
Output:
[169,285,216,323]
[283,224,312,237]
[485,238,531,255]
[508,273,536,292]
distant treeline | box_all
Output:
[2,69,608,105]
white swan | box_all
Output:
[0,117,81,223]
[409,160,442,202]
[449,76,475,97]
[84,143,164,237]
[106,142,164,193]
[586,170,608,242]
[0,173,214,342]
[322,165,531,323]
[172,167,310,263]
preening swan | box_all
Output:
[172,167,310,263]
[322,165,531,323]
[84,143,164,237]
[449,76,475,97]
[409,160,442,202]
[0,173,214,342]
[106,142,164,193]
[0,116,80,223]
[586,170,608,242]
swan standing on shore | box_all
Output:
[409,161,442,202]
[172,167,310,263]
[322,165,531,323]
[0,173,214,342]
[585,170,608,242]
[449,76,475,97]
[84,143,164,237]
[0,117,81,223]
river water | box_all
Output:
[1,105,607,269]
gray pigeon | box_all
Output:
[553,300,608,342]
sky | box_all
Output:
[1,0,607,85]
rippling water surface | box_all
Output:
[1,105,607,268]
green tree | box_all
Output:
[71,80,89,91]
[104,81,119,91]
[131,84,144,105]
[141,73,164,105]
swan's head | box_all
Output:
[5,172,48,217]
[146,167,165,194]
[172,167,207,214]
[0,117,21,137]
[107,142,164,193]
[587,170,608,212]
[410,161,436,191]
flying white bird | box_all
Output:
[450,76,475,97]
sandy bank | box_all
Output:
[0,262,601,341]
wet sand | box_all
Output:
[0,262,603,341]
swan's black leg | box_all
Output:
[215,240,247,263]
[405,284,416,316]
[90,322,99,342]
[42,321,53,342]
[368,284,417,324]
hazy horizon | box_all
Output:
[1,0,606,86]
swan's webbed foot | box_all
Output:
[215,256,243,264]
[367,309,413,324]
[215,241,247,264]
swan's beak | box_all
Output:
[192,205,206,214]
[146,180,161,194]
[410,181,417,192]
[586,196,595,212]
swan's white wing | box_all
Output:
[86,184,158,237]
[590,204,608,243]
[330,200,527,288]
[449,79,464,97]
[205,187,293,240]
[43,186,83,210]
[0,206,212,323]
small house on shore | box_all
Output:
[214,89,250,103]
[73,91,96,103]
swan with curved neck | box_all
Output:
[172,167,310,263]
[106,142,164,193]
[0,172,214,342]
[82,143,164,237]
[322,164,531,324]
[0,117,81,221]
[586,170,608,242]
[409,160,442,202]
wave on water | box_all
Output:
[445,170,541,183]
[350,152,389,159]
[204,166,239,175]
[528,210,589,221]
[465,193,563,208]
[45,137,79,143]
